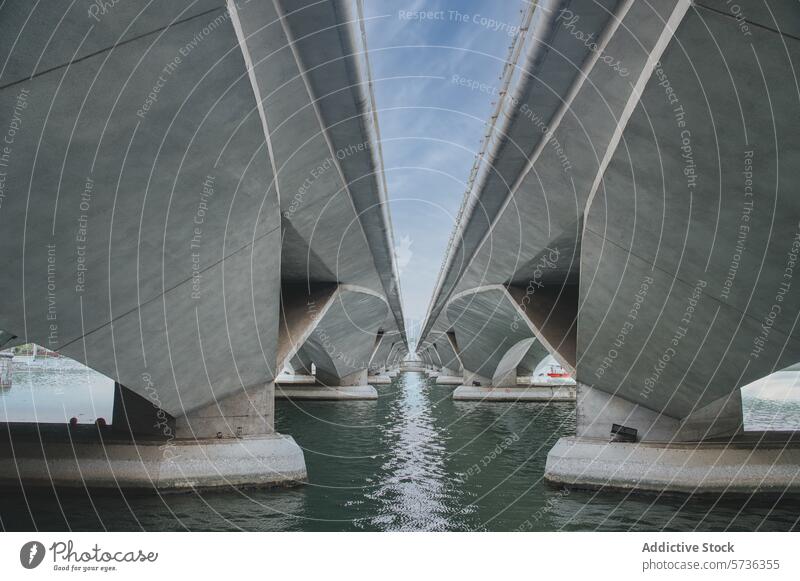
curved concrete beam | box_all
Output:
[517,341,549,376]
[295,286,389,386]
[418,329,463,374]
[420,1,686,352]
[492,337,550,387]
[0,3,282,417]
[289,349,314,375]
[0,0,409,406]
[420,0,619,338]
[367,316,406,372]
[238,0,407,345]
[445,286,536,382]
[579,1,800,420]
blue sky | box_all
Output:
[362,0,526,342]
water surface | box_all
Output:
[0,371,798,531]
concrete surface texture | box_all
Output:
[0,425,307,492]
[2,0,799,498]
[417,0,800,493]
[453,385,576,402]
[435,375,464,386]
[546,435,800,495]
[0,0,406,490]
[275,384,378,400]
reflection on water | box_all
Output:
[364,374,453,530]
[742,371,800,431]
[0,371,798,531]
[0,360,113,424]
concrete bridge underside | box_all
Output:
[418,0,800,494]
[0,0,406,491]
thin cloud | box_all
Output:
[364,0,526,335]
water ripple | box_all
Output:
[0,370,798,531]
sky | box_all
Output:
[362,0,527,344]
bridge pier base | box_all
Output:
[545,434,800,496]
[435,367,462,385]
[276,373,317,387]
[277,369,378,400]
[399,361,425,373]
[452,384,576,402]
[276,385,378,400]
[368,373,392,385]
[0,425,306,492]
[544,383,800,495]
[0,383,307,492]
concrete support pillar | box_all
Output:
[0,381,306,492]
[507,285,577,373]
[367,331,385,374]
[276,285,385,400]
[453,337,575,402]
[279,365,378,401]
[452,336,575,400]
[289,350,314,375]
[493,366,517,388]
[573,383,742,443]
[435,366,463,386]
[366,332,394,385]
[462,369,491,386]
[277,282,338,373]
[174,382,274,439]
[453,375,575,401]
[278,366,378,399]
[112,383,174,439]
[541,383,797,495]
[368,354,393,385]
[317,367,367,387]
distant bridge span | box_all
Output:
[418,0,800,494]
[0,0,407,490]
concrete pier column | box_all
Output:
[174,383,275,440]
[451,368,492,397]
[0,383,306,492]
[461,369,492,387]
[275,285,387,401]
[368,368,393,385]
[112,383,174,438]
[289,350,315,376]
[571,384,743,443]
[367,332,395,385]
[435,366,464,385]
[543,384,800,495]
[453,337,576,401]
[302,368,377,399]
[317,368,367,387]
[420,336,463,385]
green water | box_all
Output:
[0,372,798,531]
